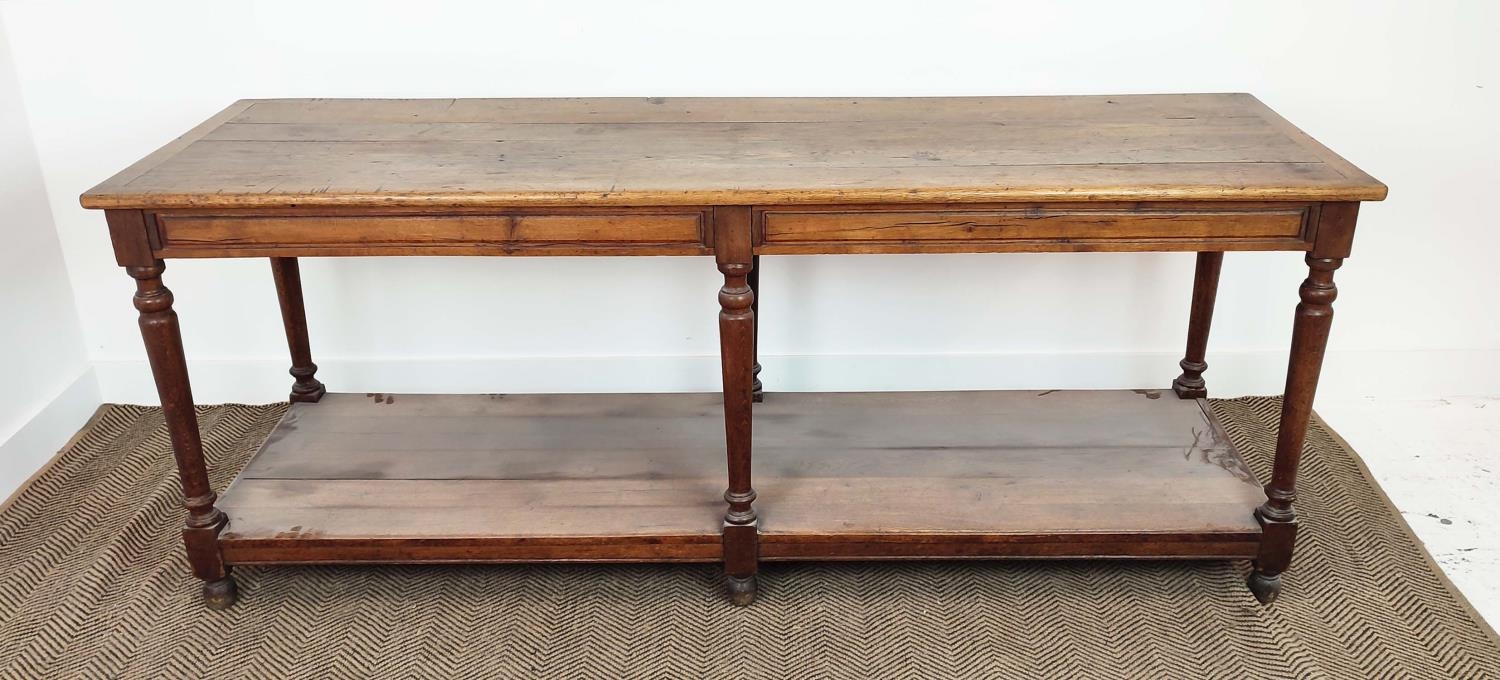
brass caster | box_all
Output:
[203,577,238,610]
[726,575,757,606]
[1247,571,1282,605]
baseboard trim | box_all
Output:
[91,348,1499,405]
[0,367,103,504]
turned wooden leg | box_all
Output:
[1250,254,1342,604]
[749,254,763,403]
[1172,251,1223,399]
[270,257,325,403]
[1248,203,1359,604]
[715,207,759,604]
[129,262,236,609]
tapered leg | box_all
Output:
[270,257,325,403]
[1172,252,1224,399]
[129,262,236,609]
[715,207,759,604]
[1250,254,1341,603]
[749,254,763,403]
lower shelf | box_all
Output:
[217,390,1265,565]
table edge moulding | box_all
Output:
[83,94,1386,608]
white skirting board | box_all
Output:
[0,368,102,503]
[91,348,1500,406]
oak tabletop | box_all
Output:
[81,94,1386,210]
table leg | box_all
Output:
[1249,203,1358,604]
[749,254,763,403]
[1249,253,1340,603]
[715,207,759,604]
[270,257,326,403]
[1172,251,1223,399]
[129,262,236,609]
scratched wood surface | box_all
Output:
[216,391,1263,563]
[81,95,1385,210]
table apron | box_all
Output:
[148,208,715,258]
[754,203,1316,254]
[126,202,1324,259]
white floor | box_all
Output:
[1317,396,1500,630]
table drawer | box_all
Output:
[152,210,710,257]
[757,205,1312,253]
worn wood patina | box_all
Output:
[84,95,1385,607]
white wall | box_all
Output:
[1,0,1496,405]
[0,14,98,499]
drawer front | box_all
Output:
[757,205,1312,253]
[153,210,710,257]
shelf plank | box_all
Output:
[218,390,1264,564]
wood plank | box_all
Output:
[219,479,724,538]
[201,117,1288,145]
[152,210,709,258]
[752,236,1309,255]
[218,391,1263,564]
[759,538,1259,560]
[90,100,256,198]
[761,208,1306,243]
[223,95,1272,125]
[219,538,723,565]
[182,121,1318,166]
[241,445,1249,483]
[81,95,1387,210]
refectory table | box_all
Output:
[82,95,1386,607]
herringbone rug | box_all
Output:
[0,397,1496,679]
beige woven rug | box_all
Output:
[1,397,1496,679]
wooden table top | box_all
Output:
[81,94,1385,210]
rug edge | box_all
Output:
[1311,409,1500,647]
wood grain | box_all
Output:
[762,208,1304,243]
[756,203,1311,255]
[129,262,237,606]
[153,209,709,257]
[82,95,1386,210]
[269,257,326,403]
[1172,251,1225,399]
[81,94,1379,604]
[217,391,1262,564]
[712,205,760,599]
